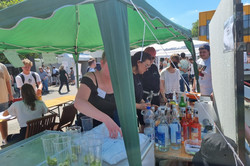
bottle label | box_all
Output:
[155,126,158,143]
[144,127,154,141]
[170,123,181,144]
[180,107,186,117]
[176,131,181,144]
[191,127,198,140]
[157,125,169,146]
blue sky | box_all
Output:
[146,0,250,29]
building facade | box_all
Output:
[199,5,250,43]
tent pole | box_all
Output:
[74,5,80,89]
[185,39,200,92]
[73,52,80,89]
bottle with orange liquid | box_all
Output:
[180,112,189,144]
[186,106,193,139]
[190,108,201,141]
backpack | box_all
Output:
[19,72,39,88]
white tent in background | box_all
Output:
[130,40,208,58]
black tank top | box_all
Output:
[80,73,116,127]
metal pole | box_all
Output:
[234,0,245,164]
[74,53,79,89]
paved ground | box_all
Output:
[0,84,79,146]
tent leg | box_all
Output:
[73,53,80,89]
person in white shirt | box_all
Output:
[179,52,190,92]
[15,59,42,98]
[160,54,181,101]
[46,66,52,86]
[3,84,48,144]
[192,44,213,98]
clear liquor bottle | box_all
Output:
[157,109,170,152]
[169,107,181,150]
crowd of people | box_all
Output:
[0,59,76,145]
[73,44,213,136]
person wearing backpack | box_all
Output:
[15,59,43,99]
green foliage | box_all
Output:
[191,20,199,37]
[0,0,23,10]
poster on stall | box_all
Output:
[223,15,234,52]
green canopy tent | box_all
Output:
[0,0,198,165]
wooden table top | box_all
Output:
[155,144,193,162]
[44,95,75,108]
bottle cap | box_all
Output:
[146,106,151,109]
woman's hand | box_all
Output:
[140,102,150,110]
[103,116,122,139]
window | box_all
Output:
[243,14,250,36]
[199,26,207,36]
[206,20,211,40]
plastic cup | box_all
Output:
[41,133,59,166]
[80,116,93,132]
[84,134,103,166]
[53,136,72,166]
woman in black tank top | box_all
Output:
[74,53,122,139]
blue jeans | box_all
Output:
[0,102,9,112]
[180,74,190,92]
[42,79,49,92]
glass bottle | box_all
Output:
[190,108,201,141]
[157,109,170,152]
[179,96,186,121]
[169,106,181,150]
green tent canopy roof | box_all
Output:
[0,0,192,54]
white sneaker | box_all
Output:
[2,140,7,145]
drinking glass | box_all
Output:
[53,136,72,166]
[41,133,59,166]
[84,134,103,166]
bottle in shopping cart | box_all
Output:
[190,108,201,141]
[157,109,170,152]
[169,106,181,150]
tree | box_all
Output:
[191,20,199,37]
[0,0,23,10]
[0,0,40,66]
